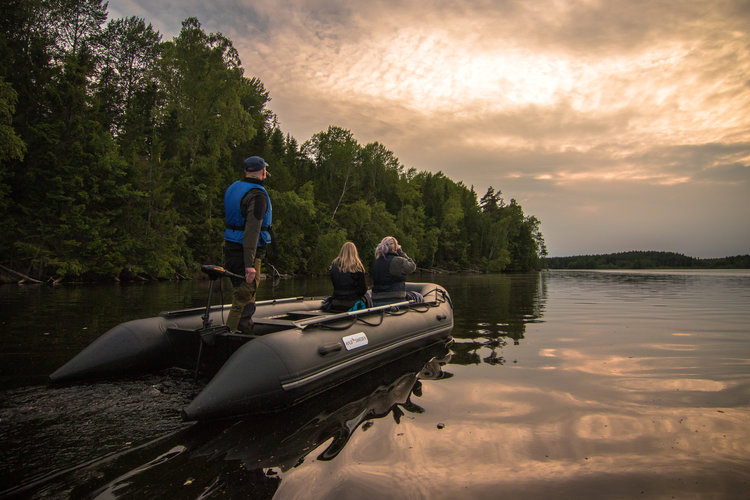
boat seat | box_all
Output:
[285,310,333,318]
[251,317,299,327]
[253,309,335,328]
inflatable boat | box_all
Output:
[49,266,454,421]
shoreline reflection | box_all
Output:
[449,272,547,365]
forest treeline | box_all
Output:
[545,251,750,270]
[0,1,546,283]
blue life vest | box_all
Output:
[224,181,272,246]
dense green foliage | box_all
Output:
[0,1,546,281]
[545,251,750,269]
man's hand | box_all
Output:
[245,266,256,283]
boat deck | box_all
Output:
[253,300,413,329]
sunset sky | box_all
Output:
[107,0,750,258]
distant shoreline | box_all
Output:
[544,251,749,270]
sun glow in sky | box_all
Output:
[108,0,750,257]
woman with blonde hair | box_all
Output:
[327,241,368,311]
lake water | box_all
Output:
[1,270,749,499]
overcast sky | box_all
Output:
[108,0,750,258]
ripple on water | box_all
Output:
[0,368,201,493]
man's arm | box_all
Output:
[241,190,268,282]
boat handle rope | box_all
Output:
[318,311,384,330]
[422,286,453,310]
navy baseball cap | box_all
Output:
[243,156,268,172]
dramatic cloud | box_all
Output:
[108,0,750,257]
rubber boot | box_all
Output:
[237,301,256,334]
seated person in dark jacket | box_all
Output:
[371,236,417,305]
[328,241,368,312]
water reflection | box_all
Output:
[3,339,452,498]
[0,281,211,389]
[445,272,547,366]
[3,270,749,498]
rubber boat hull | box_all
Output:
[49,283,454,421]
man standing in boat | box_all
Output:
[223,156,272,334]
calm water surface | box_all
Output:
[1,270,749,499]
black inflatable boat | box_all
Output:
[49,266,454,421]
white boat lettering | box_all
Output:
[342,332,368,351]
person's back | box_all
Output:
[371,236,416,305]
[328,242,367,312]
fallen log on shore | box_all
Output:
[0,264,43,284]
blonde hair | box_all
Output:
[332,241,365,273]
[375,236,397,260]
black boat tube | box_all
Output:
[49,316,172,384]
[48,297,323,384]
[49,282,453,420]
[182,283,454,420]
[181,339,291,420]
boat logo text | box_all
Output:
[342,332,368,351]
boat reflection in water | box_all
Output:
[46,338,453,498]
